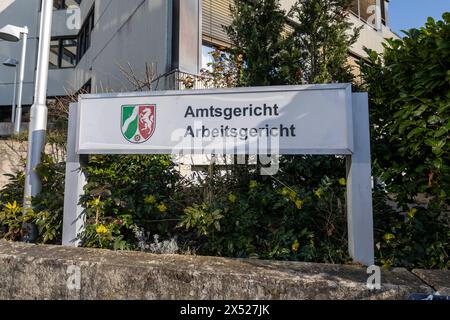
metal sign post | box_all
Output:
[62,84,374,266]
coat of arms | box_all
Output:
[121,105,156,143]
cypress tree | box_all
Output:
[225,0,287,86]
[286,0,360,84]
[226,0,360,85]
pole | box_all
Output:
[14,28,27,134]
[346,93,374,266]
[11,68,17,123]
[23,0,53,242]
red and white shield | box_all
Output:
[138,105,156,141]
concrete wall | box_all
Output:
[0,0,174,108]
[0,139,26,187]
[348,15,398,58]
[79,0,173,94]
[0,240,442,300]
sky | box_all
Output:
[389,0,450,36]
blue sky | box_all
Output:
[389,0,450,35]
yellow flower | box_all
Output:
[339,178,347,186]
[93,196,102,206]
[160,158,170,167]
[157,203,168,213]
[383,233,395,242]
[289,191,297,201]
[407,208,417,219]
[249,180,258,190]
[5,201,18,210]
[228,193,237,204]
[381,259,392,270]
[144,195,156,205]
[292,240,300,253]
[281,187,290,197]
[96,225,108,235]
[295,199,304,210]
[314,189,324,199]
[88,196,102,208]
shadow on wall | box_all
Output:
[0,138,27,188]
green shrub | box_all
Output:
[1,151,448,269]
[361,14,450,207]
[1,7,448,271]
[0,154,64,244]
[373,188,450,270]
[77,154,193,250]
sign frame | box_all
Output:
[62,84,374,266]
[75,84,354,155]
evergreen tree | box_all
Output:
[226,0,360,85]
[286,0,360,84]
[224,0,361,209]
[225,0,287,86]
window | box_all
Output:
[202,44,216,70]
[349,0,388,26]
[78,7,95,61]
[49,37,78,69]
[359,0,376,23]
[53,0,82,10]
[61,38,78,68]
[381,0,387,26]
[201,43,230,71]
[349,1,359,17]
[49,39,60,69]
[202,0,233,47]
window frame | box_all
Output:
[60,37,79,69]
[49,38,61,70]
[77,6,95,62]
[49,36,78,69]
[53,0,82,10]
[348,0,388,28]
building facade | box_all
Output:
[0,0,397,121]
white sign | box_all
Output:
[76,84,353,155]
[63,84,374,267]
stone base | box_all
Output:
[0,240,441,300]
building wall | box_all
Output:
[284,0,399,58]
[1,0,397,110]
[0,0,82,106]
[0,0,40,107]
[202,0,398,59]
[0,0,399,187]
[0,0,174,108]
[0,139,26,187]
[348,15,398,58]
[75,0,173,94]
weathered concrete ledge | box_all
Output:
[412,269,450,296]
[0,240,443,300]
